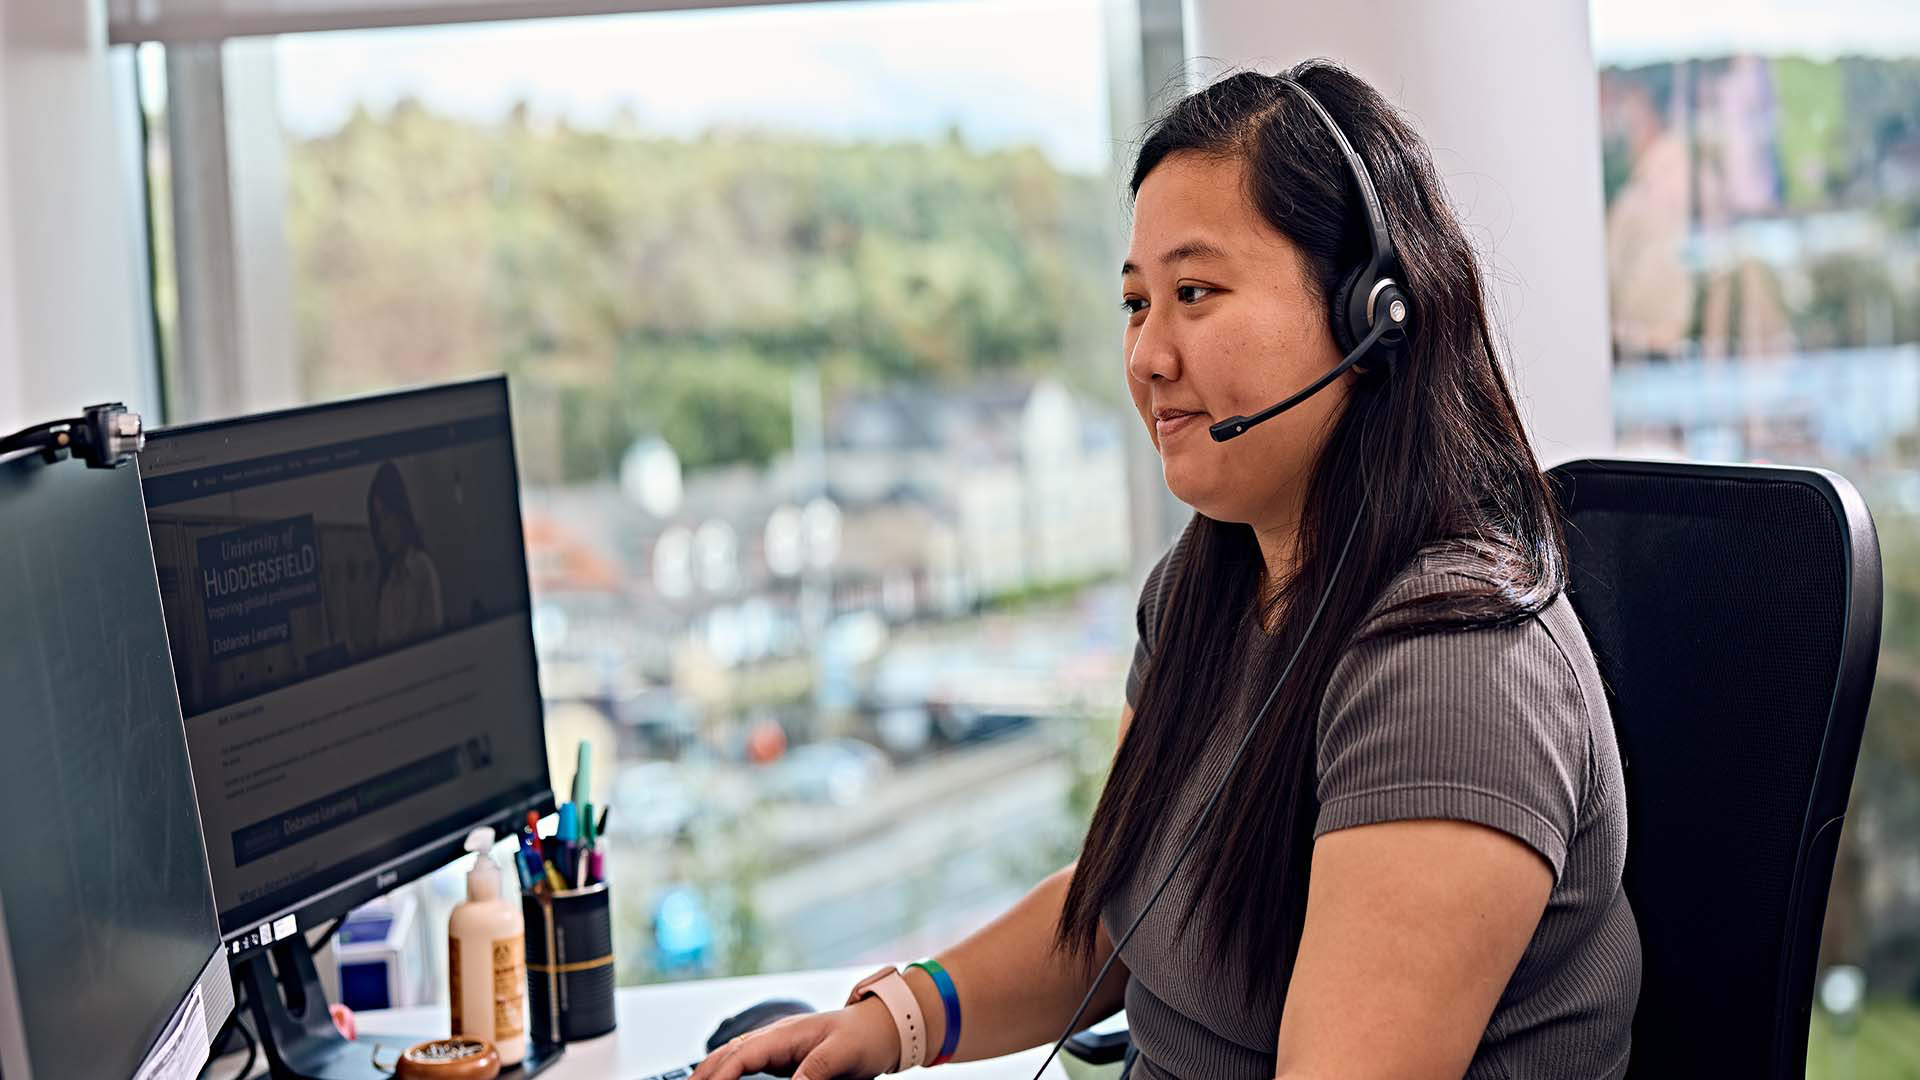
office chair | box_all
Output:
[1064,458,1882,1079]
[1548,458,1879,1078]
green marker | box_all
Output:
[571,740,591,810]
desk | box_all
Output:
[219,967,1072,1078]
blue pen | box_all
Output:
[525,837,563,892]
[511,841,534,891]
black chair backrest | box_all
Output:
[1547,458,1881,1079]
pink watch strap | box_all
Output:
[847,966,926,1072]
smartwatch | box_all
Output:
[846,966,926,1072]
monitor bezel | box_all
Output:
[144,374,556,952]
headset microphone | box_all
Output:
[1207,70,1414,444]
[1208,289,1407,442]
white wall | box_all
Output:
[0,0,153,434]
[1185,0,1614,463]
[0,0,15,427]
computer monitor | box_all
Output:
[139,377,554,1078]
[0,445,233,1080]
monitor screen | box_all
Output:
[139,377,551,940]
[0,450,231,1080]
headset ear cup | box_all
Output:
[1329,266,1369,358]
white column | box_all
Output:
[0,0,155,433]
[1184,0,1614,463]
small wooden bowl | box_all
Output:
[391,1037,502,1080]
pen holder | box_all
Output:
[523,882,617,1044]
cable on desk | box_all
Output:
[229,1014,258,1080]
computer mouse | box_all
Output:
[632,1000,819,1080]
[705,998,818,1052]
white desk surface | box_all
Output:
[224,967,1069,1079]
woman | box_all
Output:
[694,61,1639,1080]
[367,460,446,648]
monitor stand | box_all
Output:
[242,933,564,1078]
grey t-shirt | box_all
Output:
[1107,536,1641,1080]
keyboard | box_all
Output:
[641,1060,783,1068]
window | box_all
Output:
[139,0,1151,990]
[1594,3,1920,1073]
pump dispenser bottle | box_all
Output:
[449,826,528,1065]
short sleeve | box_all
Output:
[1124,534,1187,712]
[1125,635,1152,712]
[1313,614,1591,880]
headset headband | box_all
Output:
[1274,76,1397,281]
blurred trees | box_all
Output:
[286,101,1119,479]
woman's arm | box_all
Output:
[904,703,1138,1059]
[901,859,1131,1064]
[1272,819,1552,1080]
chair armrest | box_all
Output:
[1062,1026,1131,1065]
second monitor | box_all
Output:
[139,376,554,1077]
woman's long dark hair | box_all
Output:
[1056,61,1569,1006]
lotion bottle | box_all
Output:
[448,826,527,1065]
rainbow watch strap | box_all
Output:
[908,958,961,1066]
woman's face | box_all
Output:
[1123,152,1349,529]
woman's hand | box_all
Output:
[690,997,902,1080]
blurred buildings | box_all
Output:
[1601,55,1920,465]
[521,375,1132,743]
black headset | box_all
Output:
[1030,74,1405,1080]
[1208,75,1414,442]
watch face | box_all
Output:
[847,966,898,1004]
